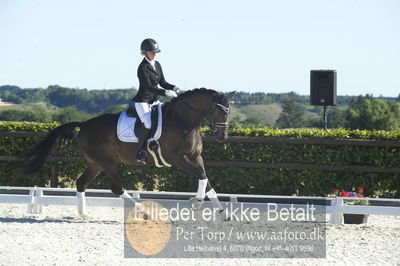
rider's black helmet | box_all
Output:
[140,38,161,53]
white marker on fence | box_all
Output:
[27,188,43,214]
[329,198,344,225]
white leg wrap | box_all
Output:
[206,189,224,210]
[206,188,218,199]
[76,191,87,216]
[119,191,132,199]
[195,179,208,199]
[120,191,141,206]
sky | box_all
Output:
[0,0,399,96]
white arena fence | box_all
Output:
[0,186,399,225]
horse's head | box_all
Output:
[168,88,235,141]
[206,91,235,142]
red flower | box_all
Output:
[357,195,365,198]
[334,189,339,194]
[341,192,349,197]
[358,187,364,193]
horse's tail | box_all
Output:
[22,122,81,173]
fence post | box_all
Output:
[33,189,43,214]
[27,188,43,214]
[131,192,141,199]
[27,187,35,214]
[329,198,343,225]
[230,196,238,203]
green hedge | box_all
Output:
[1,121,399,197]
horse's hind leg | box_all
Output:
[99,162,124,195]
[99,161,137,201]
[76,163,102,216]
[76,163,102,192]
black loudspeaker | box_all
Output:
[310,70,337,106]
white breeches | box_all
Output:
[134,101,158,129]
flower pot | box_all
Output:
[343,214,368,224]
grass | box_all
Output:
[0,101,60,112]
[230,103,284,126]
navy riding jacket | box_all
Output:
[132,58,175,104]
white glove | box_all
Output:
[173,86,180,93]
[165,90,178,98]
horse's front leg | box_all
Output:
[176,155,225,212]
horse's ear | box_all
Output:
[224,91,236,100]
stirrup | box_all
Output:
[136,150,147,164]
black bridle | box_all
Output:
[213,103,230,128]
[172,97,230,129]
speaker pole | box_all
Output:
[323,106,328,130]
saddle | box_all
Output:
[120,102,171,168]
[126,103,159,140]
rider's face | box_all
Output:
[145,51,156,60]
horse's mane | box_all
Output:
[164,88,220,109]
[172,87,219,103]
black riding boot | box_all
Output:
[136,127,151,164]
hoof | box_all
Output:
[189,197,204,210]
[78,213,89,219]
[133,202,151,220]
[219,209,232,221]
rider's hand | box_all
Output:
[165,90,178,98]
[173,86,180,93]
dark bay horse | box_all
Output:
[21,88,235,216]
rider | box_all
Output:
[132,38,179,164]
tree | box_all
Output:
[103,105,127,114]
[240,117,264,128]
[345,95,400,130]
[4,94,24,104]
[303,117,323,128]
[53,107,93,123]
[328,109,347,128]
[228,115,267,128]
[275,97,304,128]
[228,117,242,128]
[0,109,52,122]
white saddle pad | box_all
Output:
[117,104,163,143]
